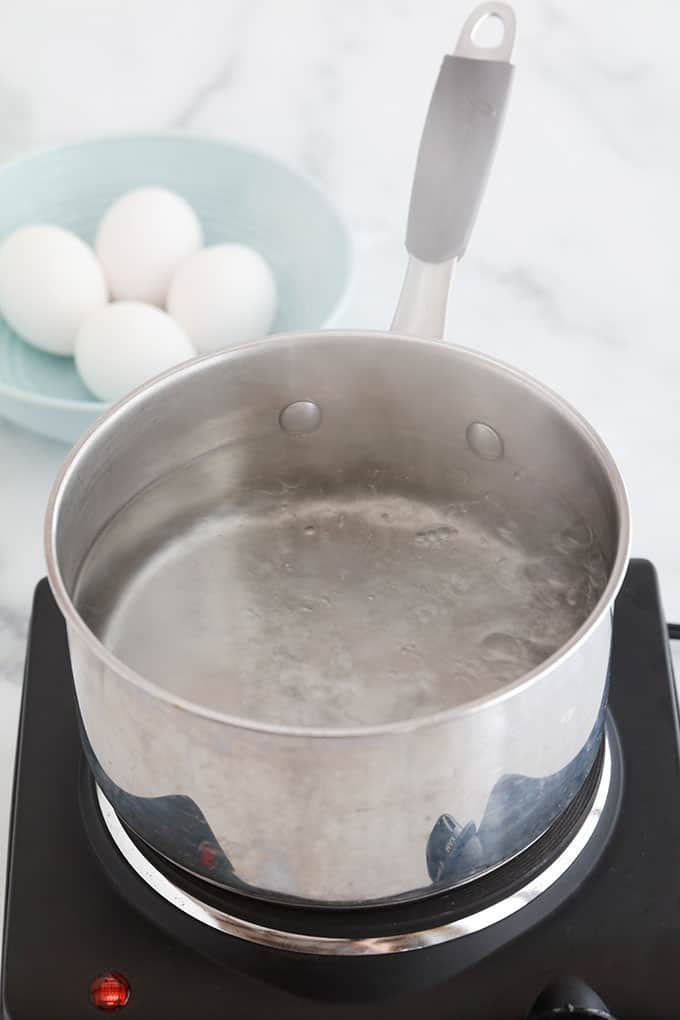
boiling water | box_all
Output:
[77,469,609,729]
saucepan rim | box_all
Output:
[45,329,632,739]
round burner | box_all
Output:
[80,721,621,999]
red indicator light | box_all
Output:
[199,840,217,870]
[90,972,130,1012]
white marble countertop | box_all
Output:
[1,0,680,934]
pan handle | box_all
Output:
[390,3,516,339]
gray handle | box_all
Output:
[392,3,515,338]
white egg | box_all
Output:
[75,301,195,403]
[0,225,108,356]
[95,188,203,306]
[167,244,278,354]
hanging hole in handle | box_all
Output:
[455,2,516,62]
[471,12,505,49]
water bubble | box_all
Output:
[304,524,316,537]
[280,477,301,492]
[480,632,524,663]
[445,502,466,520]
[583,550,608,587]
[522,639,554,666]
[552,521,592,553]
[525,558,570,589]
[415,525,455,547]
[367,593,375,601]
[565,577,588,608]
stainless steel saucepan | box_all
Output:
[45,4,630,910]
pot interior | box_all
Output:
[55,333,624,731]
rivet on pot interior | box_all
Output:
[279,401,322,435]
[466,421,504,461]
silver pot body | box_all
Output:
[46,330,630,907]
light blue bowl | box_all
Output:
[0,134,352,444]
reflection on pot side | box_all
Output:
[80,687,607,905]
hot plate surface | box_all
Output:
[2,560,679,1017]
